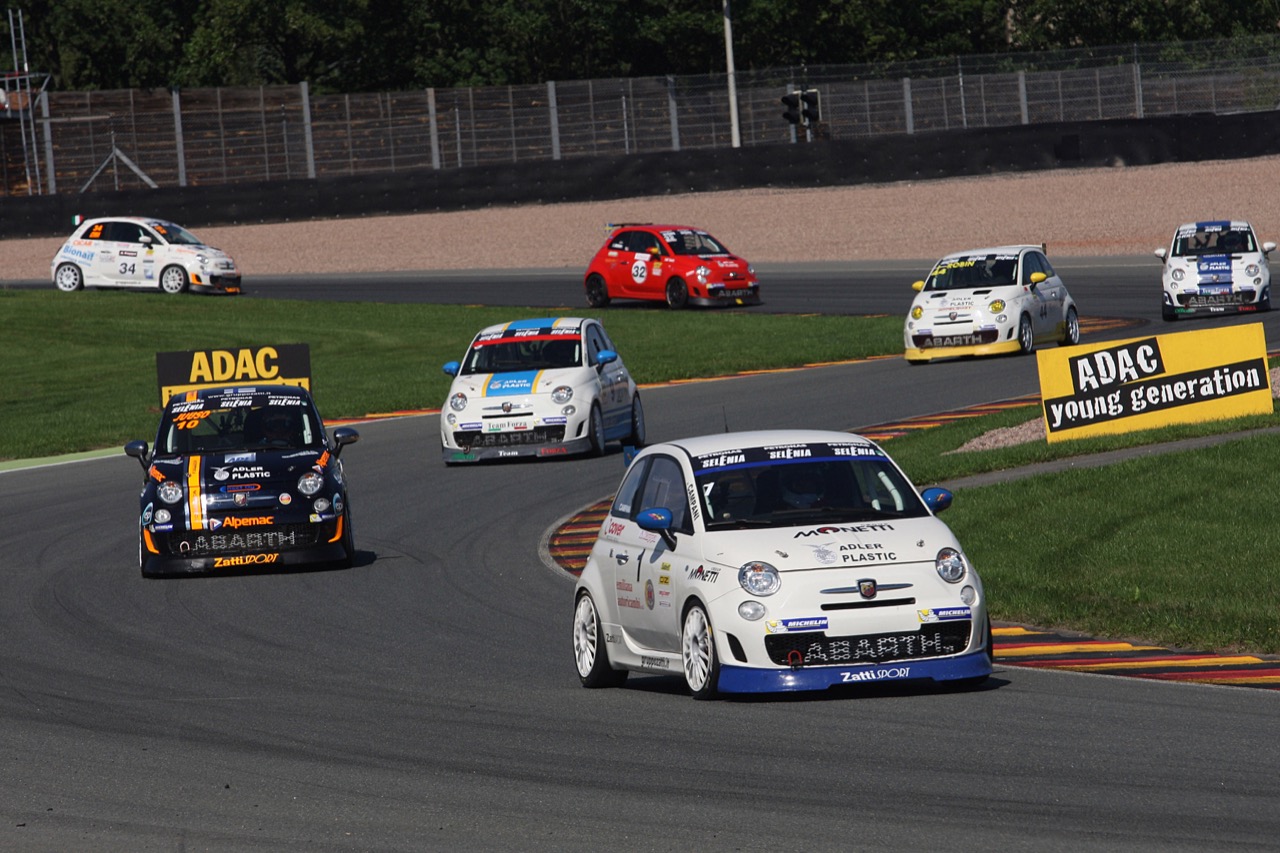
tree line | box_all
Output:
[5,0,1278,93]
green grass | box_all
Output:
[8,288,1279,654]
[0,289,902,459]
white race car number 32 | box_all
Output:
[630,259,649,284]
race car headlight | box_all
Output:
[694,265,710,284]
[449,392,468,412]
[936,548,967,583]
[551,385,573,404]
[1171,268,1184,282]
[738,600,766,621]
[1247,263,1261,277]
[154,508,172,524]
[910,306,923,320]
[739,561,780,596]
[297,471,325,496]
[196,254,209,268]
[313,497,331,513]
[157,480,184,504]
[988,298,1005,313]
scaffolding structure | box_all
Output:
[4,8,49,195]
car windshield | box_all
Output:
[461,330,583,375]
[923,253,1020,291]
[156,399,324,455]
[1172,225,1256,256]
[661,229,729,256]
[692,442,930,530]
[150,221,205,246]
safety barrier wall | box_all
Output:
[4,109,1278,240]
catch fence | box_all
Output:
[3,37,1279,197]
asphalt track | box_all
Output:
[4,259,1280,850]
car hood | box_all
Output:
[149,447,336,518]
[1167,253,1264,282]
[909,288,1004,313]
[696,515,958,570]
[449,366,597,398]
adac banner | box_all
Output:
[1036,324,1272,443]
[156,344,311,405]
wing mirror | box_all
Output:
[124,439,150,471]
[636,506,677,549]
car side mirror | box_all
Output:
[332,426,360,456]
[636,506,677,549]
[911,280,925,292]
[124,439,150,470]
[921,487,953,514]
[139,234,152,246]
[442,361,460,377]
[1029,271,1047,287]
[1264,242,1276,256]
[596,349,618,368]
[1154,248,1167,261]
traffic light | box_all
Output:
[781,92,801,125]
[801,89,821,125]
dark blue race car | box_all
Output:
[125,384,359,578]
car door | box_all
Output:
[1026,250,1066,335]
[605,453,696,653]
[97,220,150,287]
[1019,250,1057,338]
[585,322,630,437]
[607,230,662,299]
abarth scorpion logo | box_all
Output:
[858,578,877,599]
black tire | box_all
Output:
[54,262,85,292]
[138,524,150,578]
[587,403,606,456]
[573,592,627,688]
[339,506,355,568]
[1059,306,1080,346]
[681,603,720,700]
[1016,314,1034,354]
[947,616,993,691]
[585,273,611,308]
[159,265,189,295]
[665,277,689,309]
[1162,304,1177,322]
[627,394,646,447]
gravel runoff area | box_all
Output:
[5,154,1280,279]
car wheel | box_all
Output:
[1261,291,1272,312]
[138,524,148,578]
[681,603,720,700]
[1161,304,1177,322]
[339,506,355,568]
[1017,314,1034,354]
[947,616,993,691]
[585,273,611,308]
[1060,306,1080,346]
[627,394,646,447]
[159,265,189,295]
[54,262,85,292]
[573,592,628,688]
[587,403,606,456]
[665,277,689,309]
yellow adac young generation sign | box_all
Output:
[1036,323,1272,443]
[155,344,311,405]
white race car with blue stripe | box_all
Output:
[572,429,992,698]
[1156,220,1275,321]
[440,317,645,463]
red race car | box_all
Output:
[583,223,761,309]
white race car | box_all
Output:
[1156,220,1274,321]
[572,429,992,697]
[440,317,645,463]
[904,244,1079,363]
[51,216,242,294]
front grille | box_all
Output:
[911,329,999,347]
[1180,290,1251,306]
[159,524,321,556]
[764,621,971,666]
[453,426,566,448]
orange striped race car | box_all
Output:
[125,385,359,578]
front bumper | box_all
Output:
[141,516,346,575]
[717,647,992,693]
[442,434,594,463]
[904,339,1021,362]
[189,273,242,295]
[688,285,761,307]
[1166,285,1268,316]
